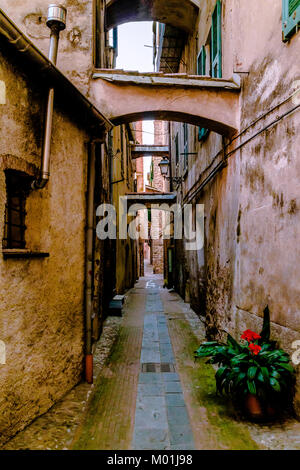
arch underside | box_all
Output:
[105,0,199,33]
[112,111,237,137]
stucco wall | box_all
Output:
[0,45,89,444]
[1,0,94,94]
[171,0,300,414]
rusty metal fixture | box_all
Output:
[46,4,67,30]
[32,5,66,190]
[85,354,93,384]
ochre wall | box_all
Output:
[1,0,95,94]
[0,46,89,444]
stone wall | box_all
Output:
[0,42,91,444]
[170,0,300,414]
[1,0,95,94]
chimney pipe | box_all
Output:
[32,4,66,189]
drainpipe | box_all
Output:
[85,142,97,384]
[32,4,67,189]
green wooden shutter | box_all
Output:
[197,46,206,75]
[283,0,300,41]
[197,46,209,141]
[211,0,222,78]
[183,123,188,170]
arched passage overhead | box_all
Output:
[105,0,199,33]
[91,71,241,137]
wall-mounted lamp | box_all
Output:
[158,157,182,184]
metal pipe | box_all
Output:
[0,9,112,131]
[85,142,97,383]
[32,4,66,190]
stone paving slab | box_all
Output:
[138,373,162,384]
[166,406,191,426]
[133,428,170,450]
[162,372,181,382]
[166,393,186,407]
[132,290,195,450]
[169,425,195,446]
[135,396,168,429]
[138,383,165,396]
[164,381,183,393]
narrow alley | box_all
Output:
[3,262,300,451]
[1,0,300,454]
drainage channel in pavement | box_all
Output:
[132,288,195,450]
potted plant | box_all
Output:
[195,307,296,421]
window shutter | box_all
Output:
[283,0,300,41]
[183,123,188,170]
[113,28,118,51]
[197,46,210,141]
[211,0,222,78]
[197,46,206,75]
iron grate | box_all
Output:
[141,363,176,373]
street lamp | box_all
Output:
[158,156,170,177]
[158,157,182,184]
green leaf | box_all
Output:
[215,367,229,394]
[270,370,281,379]
[247,380,256,395]
[247,366,257,380]
[278,363,294,373]
[261,367,269,380]
[257,371,264,383]
[270,377,281,392]
[235,372,246,386]
[260,305,270,341]
[227,334,241,352]
[202,341,219,346]
[230,353,248,365]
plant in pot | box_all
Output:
[195,307,296,421]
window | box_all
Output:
[3,170,32,249]
[108,27,118,51]
[282,0,300,41]
[183,123,188,171]
[211,0,222,78]
[197,45,206,76]
[197,46,210,142]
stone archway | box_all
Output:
[105,0,199,33]
[91,71,241,136]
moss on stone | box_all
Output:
[170,319,261,450]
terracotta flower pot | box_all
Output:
[245,393,264,420]
[266,403,276,418]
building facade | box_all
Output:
[0,1,137,443]
[156,0,300,414]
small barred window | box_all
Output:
[3,170,32,249]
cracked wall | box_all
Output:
[171,0,300,415]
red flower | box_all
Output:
[249,343,262,355]
[241,329,261,343]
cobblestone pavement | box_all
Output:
[3,267,300,450]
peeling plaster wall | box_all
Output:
[0,45,89,444]
[171,0,300,414]
[1,0,94,94]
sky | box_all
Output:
[116,22,155,184]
